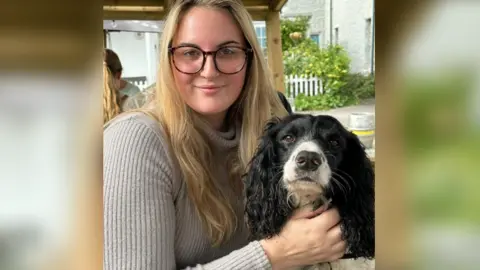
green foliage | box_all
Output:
[292,72,375,111]
[341,73,375,99]
[294,91,358,111]
[280,16,310,52]
[317,45,351,93]
[281,16,371,110]
[284,44,354,110]
[282,39,321,76]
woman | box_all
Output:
[103,48,145,123]
[103,0,346,269]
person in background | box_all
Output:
[103,48,145,124]
[103,0,347,269]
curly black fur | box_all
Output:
[243,114,375,260]
[243,117,292,238]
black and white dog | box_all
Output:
[244,114,375,270]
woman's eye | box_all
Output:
[219,48,236,55]
[183,50,201,57]
[282,135,296,143]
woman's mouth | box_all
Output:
[196,85,223,94]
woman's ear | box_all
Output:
[243,121,290,240]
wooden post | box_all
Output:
[266,11,285,93]
[164,0,176,13]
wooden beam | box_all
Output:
[102,3,273,20]
[103,10,166,20]
[269,0,288,11]
[103,5,164,12]
[103,9,266,21]
[266,11,285,93]
[103,0,164,6]
[164,0,176,12]
[246,5,269,11]
[248,10,268,20]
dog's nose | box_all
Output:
[295,151,322,171]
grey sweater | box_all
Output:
[103,113,271,270]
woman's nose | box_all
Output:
[199,55,219,78]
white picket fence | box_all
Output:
[285,75,324,98]
[132,81,151,91]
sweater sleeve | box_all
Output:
[103,116,272,270]
[184,241,272,270]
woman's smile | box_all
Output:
[195,84,225,95]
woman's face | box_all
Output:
[171,7,248,128]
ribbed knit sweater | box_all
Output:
[103,112,271,270]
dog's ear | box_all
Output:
[243,122,290,240]
[335,132,375,259]
[263,116,281,132]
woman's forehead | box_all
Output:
[173,7,245,49]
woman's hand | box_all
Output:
[260,207,346,270]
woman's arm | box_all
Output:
[184,242,271,270]
[104,117,177,270]
[103,116,271,270]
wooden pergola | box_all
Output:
[103,0,288,92]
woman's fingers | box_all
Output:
[329,240,347,260]
[326,223,343,242]
[291,201,335,220]
[309,203,329,217]
[291,203,329,219]
[311,207,341,230]
[291,207,318,219]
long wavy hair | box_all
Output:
[151,0,288,246]
[103,49,123,124]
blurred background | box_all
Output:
[0,0,479,269]
[398,1,480,269]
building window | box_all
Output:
[254,25,267,50]
[365,18,373,72]
[310,33,321,47]
[334,27,339,45]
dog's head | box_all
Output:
[244,114,374,259]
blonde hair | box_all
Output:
[153,0,288,245]
[103,49,123,124]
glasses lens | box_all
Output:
[172,46,248,74]
[172,47,204,73]
[215,47,247,74]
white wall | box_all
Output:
[325,0,374,73]
[106,31,160,86]
[282,0,326,37]
[280,0,375,73]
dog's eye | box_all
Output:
[282,135,296,143]
[329,139,339,147]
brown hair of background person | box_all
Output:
[103,49,123,124]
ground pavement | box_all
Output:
[296,98,375,128]
[295,98,376,159]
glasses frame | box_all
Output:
[168,45,253,75]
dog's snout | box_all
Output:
[295,151,322,171]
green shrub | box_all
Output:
[340,73,375,99]
[282,16,373,111]
[292,73,375,111]
[281,16,310,52]
[294,93,358,111]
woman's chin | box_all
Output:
[190,104,229,117]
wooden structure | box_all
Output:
[103,0,288,92]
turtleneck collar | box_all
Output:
[195,117,241,151]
